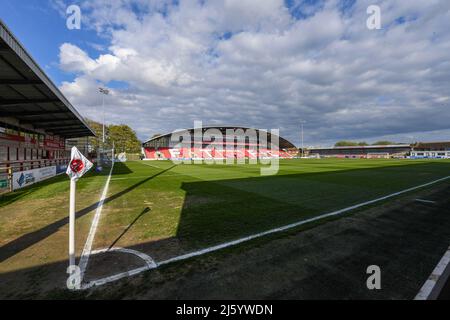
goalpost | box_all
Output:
[97,148,115,168]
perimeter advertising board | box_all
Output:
[12,166,57,190]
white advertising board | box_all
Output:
[13,166,57,190]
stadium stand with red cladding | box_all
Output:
[142,126,296,161]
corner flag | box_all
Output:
[66,147,93,181]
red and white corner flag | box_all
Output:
[66,146,93,181]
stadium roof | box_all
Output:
[144,126,297,149]
[309,144,411,150]
[413,141,450,149]
[0,19,95,138]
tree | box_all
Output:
[85,118,105,150]
[81,119,141,154]
[372,141,396,145]
[108,124,142,153]
[335,141,356,146]
[335,141,368,147]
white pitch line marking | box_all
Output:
[81,248,157,289]
[82,266,151,289]
[78,160,115,281]
[81,175,450,289]
[137,161,199,178]
[415,245,450,300]
[90,247,157,269]
[139,161,166,170]
[111,176,153,181]
[415,199,436,204]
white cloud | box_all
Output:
[59,43,97,73]
[55,0,450,145]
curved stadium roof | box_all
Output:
[144,126,297,149]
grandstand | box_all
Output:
[410,142,450,159]
[308,144,411,159]
[0,19,95,192]
[143,126,297,160]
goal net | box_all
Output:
[97,148,115,168]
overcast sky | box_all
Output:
[2,0,449,146]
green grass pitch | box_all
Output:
[90,158,450,257]
[2,158,450,273]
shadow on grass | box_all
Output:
[0,163,134,208]
[108,207,151,250]
[1,161,450,295]
[0,164,176,263]
[2,161,449,264]
[0,174,68,209]
[74,161,450,264]
[173,161,450,248]
[0,163,121,208]
[1,183,450,299]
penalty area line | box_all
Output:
[81,175,450,289]
[78,160,115,282]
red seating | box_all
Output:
[144,147,294,160]
[144,148,157,159]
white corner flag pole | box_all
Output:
[69,178,76,267]
[66,147,93,273]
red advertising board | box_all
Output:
[0,132,25,143]
[44,139,61,149]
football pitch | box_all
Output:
[84,158,450,282]
[1,158,450,296]
[96,158,450,250]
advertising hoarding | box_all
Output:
[12,166,57,190]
